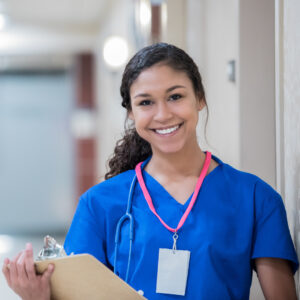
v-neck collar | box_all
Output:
[140,154,223,210]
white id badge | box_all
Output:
[156,248,190,296]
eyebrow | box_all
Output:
[133,85,186,99]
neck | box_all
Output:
[146,143,206,179]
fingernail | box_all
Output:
[26,243,32,249]
[48,263,54,271]
[4,258,10,265]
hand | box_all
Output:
[2,243,54,300]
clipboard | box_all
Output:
[35,254,147,300]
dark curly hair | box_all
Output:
[105,42,207,179]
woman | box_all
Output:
[2,43,298,299]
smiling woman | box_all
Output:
[2,43,299,300]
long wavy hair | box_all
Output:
[105,43,207,179]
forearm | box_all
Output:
[256,258,297,300]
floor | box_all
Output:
[0,234,65,300]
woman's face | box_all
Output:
[129,64,204,155]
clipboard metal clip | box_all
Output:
[36,235,66,261]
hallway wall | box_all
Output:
[282,0,300,291]
[239,0,276,187]
[186,0,240,168]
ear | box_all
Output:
[197,98,206,111]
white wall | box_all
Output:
[282,0,300,233]
[94,0,137,179]
[187,0,240,168]
[281,0,300,292]
[239,0,276,188]
[164,0,186,49]
[187,0,276,187]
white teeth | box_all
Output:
[155,125,180,135]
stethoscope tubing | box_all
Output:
[114,174,137,282]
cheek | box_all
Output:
[181,105,200,127]
[176,102,198,117]
[134,117,151,140]
[132,111,151,128]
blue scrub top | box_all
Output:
[64,155,299,299]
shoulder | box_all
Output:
[215,157,283,214]
[225,163,279,197]
[214,155,276,193]
[79,169,136,211]
[213,156,260,191]
[86,170,135,195]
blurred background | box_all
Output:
[0,0,299,298]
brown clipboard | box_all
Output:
[35,254,147,300]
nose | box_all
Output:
[154,102,172,122]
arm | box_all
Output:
[255,257,297,300]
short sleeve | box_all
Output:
[64,191,108,266]
[251,180,299,274]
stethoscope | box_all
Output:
[113,174,137,282]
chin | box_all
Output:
[153,144,186,155]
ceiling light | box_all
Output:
[140,0,151,27]
[0,14,6,30]
[103,36,129,70]
[0,235,14,254]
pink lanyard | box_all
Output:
[135,152,212,233]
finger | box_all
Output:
[2,258,11,286]
[10,251,23,284]
[24,243,36,281]
[41,264,54,284]
[13,251,23,263]
[16,251,28,284]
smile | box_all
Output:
[153,123,183,135]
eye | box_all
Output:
[169,94,182,101]
[139,100,152,106]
